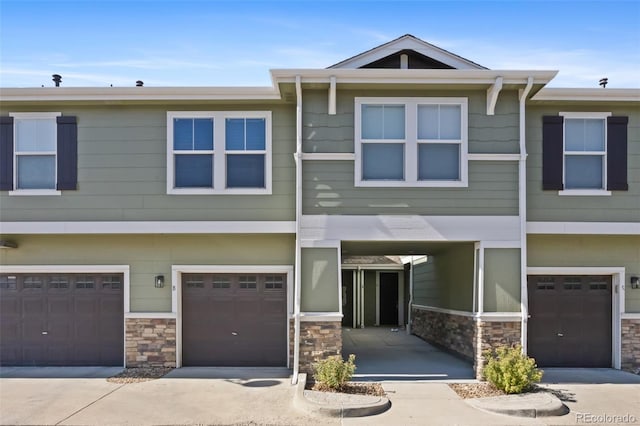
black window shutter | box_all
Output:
[56,116,78,190]
[606,116,628,191]
[542,115,564,190]
[0,116,14,191]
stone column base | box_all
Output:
[290,320,342,374]
[125,318,176,368]
[474,320,521,380]
[622,318,640,372]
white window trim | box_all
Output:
[559,111,611,196]
[166,111,272,195]
[354,97,468,187]
[8,112,62,196]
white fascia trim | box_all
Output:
[298,312,343,322]
[468,153,520,161]
[526,222,640,235]
[271,69,558,85]
[527,266,625,275]
[0,221,296,234]
[301,215,520,242]
[301,153,355,161]
[0,87,281,102]
[124,312,177,319]
[533,88,640,102]
[621,313,640,320]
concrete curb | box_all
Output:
[293,373,391,418]
[466,391,569,418]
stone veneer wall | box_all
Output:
[411,307,475,360]
[622,318,640,372]
[411,307,523,380]
[474,320,521,379]
[125,318,176,368]
[289,320,342,374]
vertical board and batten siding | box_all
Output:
[0,104,296,222]
[483,248,521,312]
[528,235,640,312]
[0,234,295,312]
[526,105,640,222]
[301,89,520,216]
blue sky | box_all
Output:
[1,0,639,88]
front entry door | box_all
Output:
[379,272,399,325]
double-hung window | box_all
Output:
[1,112,77,195]
[355,98,468,187]
[167,111,271,194]
[542,112,628,195]
[563,113,608,192]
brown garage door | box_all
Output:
[527,275,612,367]
[182,273,287,366]
[0,273,124,366]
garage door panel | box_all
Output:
[182,272,287,367]
[528,275,611,368]
[0,273,124,366]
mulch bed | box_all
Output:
[449,382,506,399]
[309,382,386,397]
[107,367,174,384]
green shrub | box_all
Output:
[313,354,356,390]
[482,345,543,394]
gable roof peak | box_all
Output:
[329,34,487,70]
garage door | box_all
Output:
[182,273,287,366]
[527,275,612,367]
[0,273,124,366]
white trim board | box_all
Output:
[411,305,522,322]
[301,215,520,241]
[0,221,296,234]
[0,264,130,367]
[526,267,625,369]
[527,222,640,235]
[171,264,294,368]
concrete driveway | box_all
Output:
[2,366,639,425]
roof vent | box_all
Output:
[136,80,144,87]
[52,74,62,87]
[599,77,608,88]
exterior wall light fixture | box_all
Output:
[155,275,165,288]
[631,276,640,289]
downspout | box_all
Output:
[292,75,303,384]
[519,77,534,353]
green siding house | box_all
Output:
[1,35,638,378]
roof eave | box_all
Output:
[532,88,640,102]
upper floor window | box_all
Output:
[0,112,78,195]
[355,98,468,187]
[542,112,628,196]
[563,114,607,190]
[166,111,272,194]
